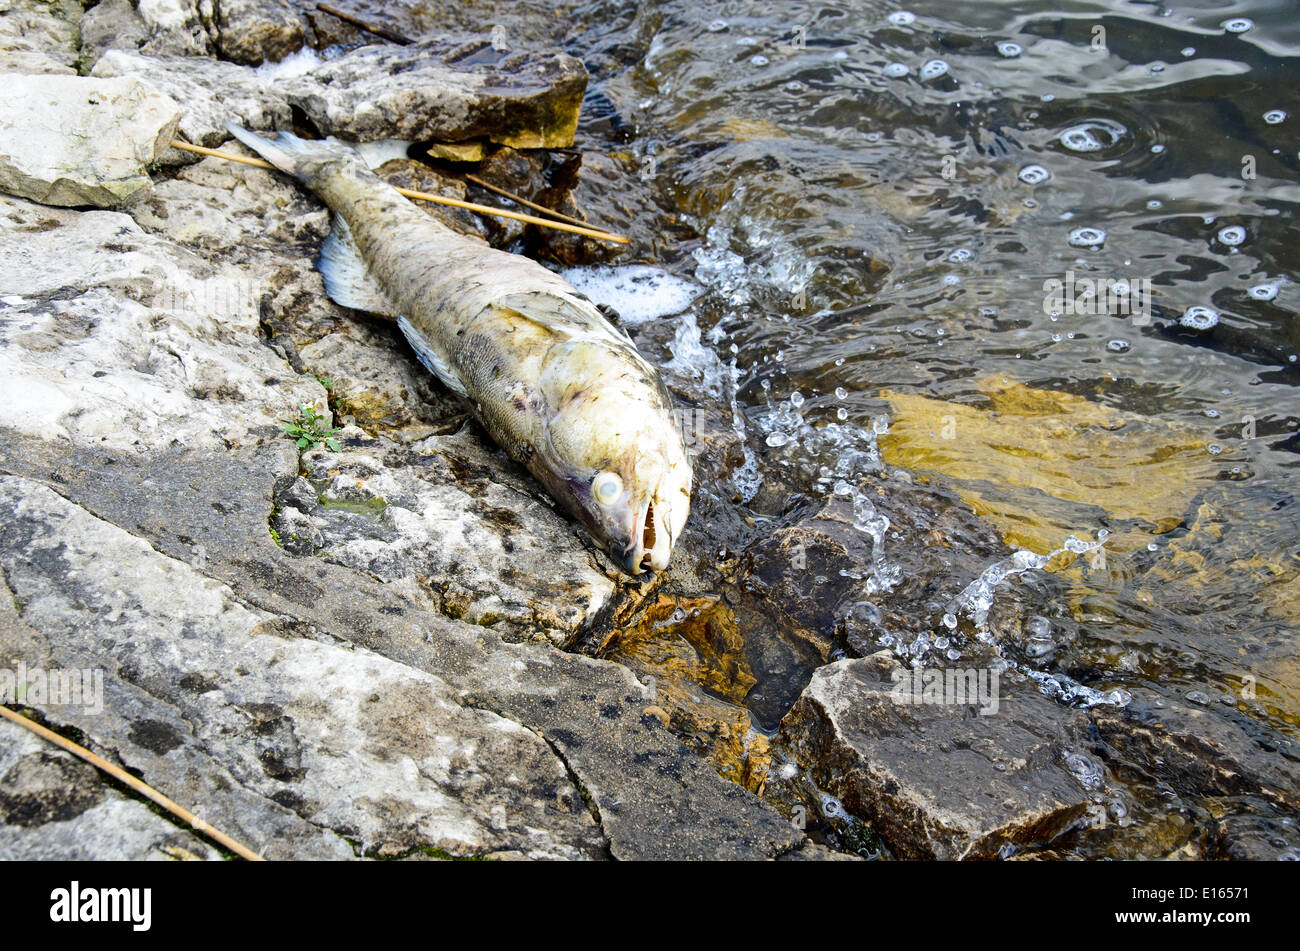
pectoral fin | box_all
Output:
[397,316,468,398]
[318,215,400,317]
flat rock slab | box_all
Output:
[0,719,224,861]
[0,74,180,207]
[0,475,606,859]
[779,656,1111,859]
[0,0,81,75]
[283,38,587,147]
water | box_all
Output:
[373,0,1300,857]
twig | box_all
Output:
[0,704,265,861]
[463,172,613,233]
[169,140,630,245]
[316,2,413,45]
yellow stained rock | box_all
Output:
[879,377,1217,556]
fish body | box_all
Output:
[226,124,691,573]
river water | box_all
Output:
[350,0,1300,857]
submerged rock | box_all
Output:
[0,74,180,207]
[778,655,1112,859]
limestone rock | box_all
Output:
[0,0,80,75]
[92,50,292,149]
[778,656,1112,859]
[0,74,180,207]
[283,38,587,147]
[209,0,307,66]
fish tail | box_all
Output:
[224,122,356,182]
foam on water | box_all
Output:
[560,264,703,325]
[255,47,322,81]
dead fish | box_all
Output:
[226,123,691,574]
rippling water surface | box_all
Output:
[380,0,1300,856]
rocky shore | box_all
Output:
[2,0,1295,861]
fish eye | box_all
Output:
[592,471,624,506]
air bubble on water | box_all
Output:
[1018,164,1050,185]
[1107,339,1131,353]
[1180,306,1219,330]
[1150,143,1165,153]
[1264,109,1286,125]
[707,18,728,32]
[836,407,848,420]
[1069,227,1107,248]
[784,80,806,92]
[1217,225,1246,246]
[1181,46,1195,57]
[948,248,973,263]
[942,613,957,630]
[997,41,1022,58]
[1059,119,1128,152]
[1107,688,1132,707]
[1187,690,1210,705]
[1204,408,1220,418]
[1223,18,1253,34]
[790,390,805,408]
[1065,753,1103,789]
[1149,62,1165,73]
[766,432,790,447]
[883,62,910,78]
[750,54,769,66]
[942,274,961,286]
[1147,199,1162,209]
[835,386,848,400]
[1207,443,1223,455]
[921,59,950,80]
[1249,283,1279,301]
[888,11,916,26]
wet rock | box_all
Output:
[92,50,292,149]
[0,476,606,859]
[210,0,308,66]
[778,655,1112,859]
[0,74,180,207]
[282,38,587,148]
[0,0,81,74]
[0,720,224,860]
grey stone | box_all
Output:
[778,656,1111,859]
[282,38,587,148]
[0,74,180,207]
[0,0,80,75]
[92,50,292,149]
[208,0,308,66]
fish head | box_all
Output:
[538,341,692,574]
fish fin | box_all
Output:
[224,122,356,179]
[318,215,399,317]
[500,291,635,347]
[397,315,469,398]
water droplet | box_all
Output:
[997,41,1022,58]
[706,18,727,32]
[883,62,910,78]
[1180,306,1219,330]
[888,11,916,26]
[1107,339,1131,353]
[1217,225,1246,246]
[1068,227,1107,248]
[1223,18,1253,34]
[1264,109,1287,125]
[1018,164,1051,184]
[920,59,949,80]
[1249,282,1279,301]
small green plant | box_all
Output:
[282,402,341,452]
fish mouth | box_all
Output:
[624,497,673,574]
